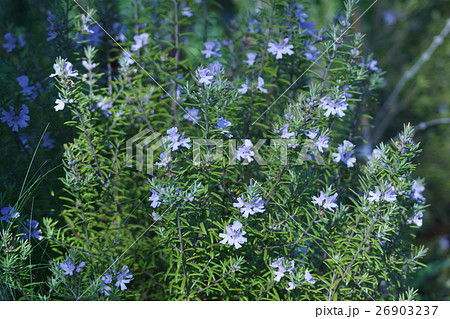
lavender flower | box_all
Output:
[236,139,254,162]
[368,187,382,202]
[279,123,295,139]
[99,271,113,296]
[286,281,297,291]
[82,60,97,71]
[46,13,59,41]
[3,33,16,52]
[312,191,338,211]
[154,151,172,167]
[244,52,257,66]
[332,140,356,168]
[407,212,423,227]
[201,41,221,58]
[410,180,425,202]
[17,76,37,99]
[304,269,316,284]
[60,258,86,276]
[197,67,214,85]
[1,104,30,132]
[270,257,294,282]
[367,60,380,72]
[49,61,78,78]
[149,190,161,208]
[384,186,397,202]
[54,93,67,111]
[115,266,133,290]
[303,43,319,61]
[319,96,348,117]
[237,82,249,94]
[0,205,20,223]
[233,195,265,218]
[267,38,294,59]
[183,108,201,124]
[305,128,319,139]
[21,220,43,240]
[42,132,55,149]
[214,117,232,137]
[219,221,247,249]
[181,2,193,17]
[209,61,223,75]
[315,136,329,153]
[166,127,191,151]
[256,77,267,93]
[131,33,149,51]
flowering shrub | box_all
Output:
[0,0,428,300]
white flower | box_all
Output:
[131,33,149,51]
[256,77,267,93]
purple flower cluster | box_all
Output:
[60,258,86,276]
[319,95,348,117]
[233,195,265,218]
[219,221,247,249]
[267,38,294,60]
[100,265,134,296]
[1,104,30,132]
[311,191,338,211]
[332,140,356,168]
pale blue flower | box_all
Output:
[131,33,149,51]
[407,212,423,227]
[315,136,329,153]
[332,140,356,168]
[49,61,78,78]
[319,96,348,117]
[410,180,425,202]
[115,266,133,291]
[279,123,295,139]
[368,186,382,202]
[236,139,254,162]
[244,52,257,66]
[219,221,247,249]
[181,2,193,17]
[99,271,113,296]
[215,117,232,137]
[209,61,223,75]
[270,257,294,282]
[303,43,319,61]
[201,41,221,58]
[256,77,267,93]
[60,257,86,276]
[149,190,161,208]
[367,60,380,72]
[267,38,294,59]
[233,195,265,218]
[183,107,201,124]
[237,82,249,94]
[312,191,338,211]
[304,269,315,284]
[305,128,319,139]
[384,186,397,202]
[197,67,214,85]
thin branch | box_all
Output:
[371,19,450,144]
